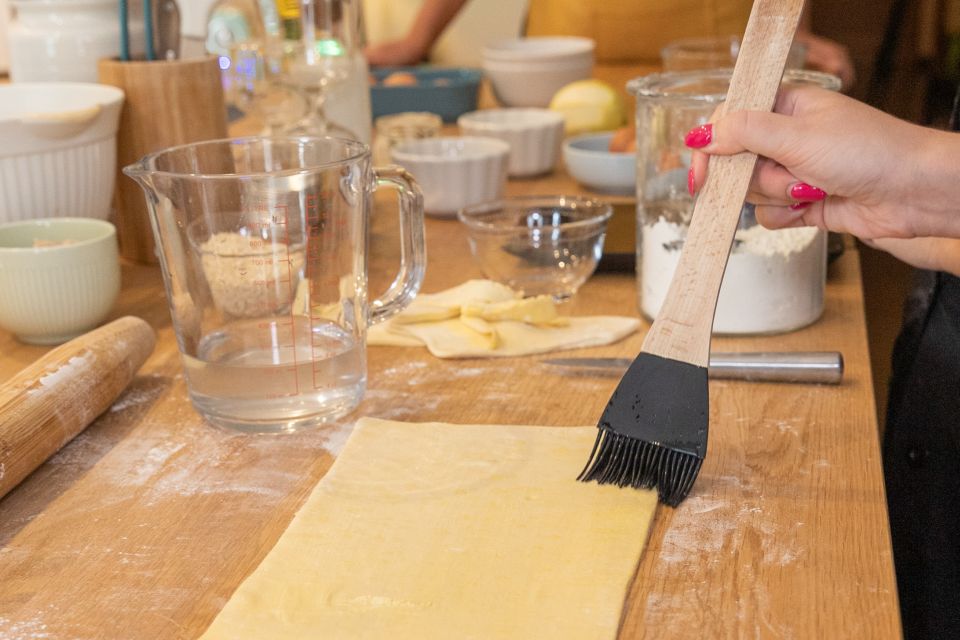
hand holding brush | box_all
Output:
[578,0,808,506]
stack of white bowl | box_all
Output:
[481,36,595,108]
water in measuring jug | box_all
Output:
[182,315,365,432]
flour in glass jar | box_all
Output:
[640,215,826,334]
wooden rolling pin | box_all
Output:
[0,316,156,500]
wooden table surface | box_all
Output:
[0,156,900,637]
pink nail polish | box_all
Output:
[687,167,696,196]
[790,183,827,201]
[789,202,811,211]
[684,124,713,149]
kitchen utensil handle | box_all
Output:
[709,351,843,384]
[642,0,806,368]
[369,165,427,325]
[0,317,156,500]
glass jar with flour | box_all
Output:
[628,69,841,334]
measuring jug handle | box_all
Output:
[370,166,427,325]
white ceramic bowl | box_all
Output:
[0,218,120,344]
[563,132,636,195]
[0,82,124,224]
[481,37,594,108]
[482,36,595,63]
[482,57,593,108]
[457,108,564,177]
[390,136,510,217]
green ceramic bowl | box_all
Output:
[0,218,120,344]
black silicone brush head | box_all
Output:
[578,352,709,507]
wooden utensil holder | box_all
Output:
[98,56,228,264]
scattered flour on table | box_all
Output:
[142,435,310,503]
[648,463,807,623]
[377,360,502,385]
[318,421,354,455]
[123,442,185,485]
[47,432,112,467]
[109,378,167,413]
[0,617,51,639]
[378,360,432,386]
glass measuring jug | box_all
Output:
[124,136,425,432]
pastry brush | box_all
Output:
[578,0,807,506]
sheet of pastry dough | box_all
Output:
[201,418,658,640]
[375,316,639,358]
[367,280,639,358]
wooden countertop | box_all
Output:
[0,165,900,636]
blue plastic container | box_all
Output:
[370,67,482,123]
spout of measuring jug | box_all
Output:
[122,160,155,195]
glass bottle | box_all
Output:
[205,0,265,58]
[280,0,371,143]
[321,0,372,143]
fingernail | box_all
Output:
[687,167,696,196]
[684,124,713,148]
[790,183,827,201]
[789,202,811,211]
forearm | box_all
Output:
[909,129,960,239]
[403,0,471,59]
[933,238,960,277]
[869,237,960,277]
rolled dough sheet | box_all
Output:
[201,418,658,639]
[368,280,640,358]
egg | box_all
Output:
[382,71,419,87]
[608,126,636,153]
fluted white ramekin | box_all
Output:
[458,108,564,177]
[390,136,510,217]
[0,82,124,223]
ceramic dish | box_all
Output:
[563,132,636,195]
[0,82,124,223]
[390,136,510,217]
[481,36,595,63]
[481,36,594,107]
[370,67,482,122]
[0,217,120,344]
[457,108,564,177]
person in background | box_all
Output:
[687,84,960,640]
[364,0,470,67]
[364,0,855,90]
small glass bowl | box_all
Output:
[457,195,613,301]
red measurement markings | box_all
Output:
[249,203,300,397]
[271,204,300,396]
[305,192,329,391]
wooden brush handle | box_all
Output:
[0,317,156,500]
[642,0,807,368]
